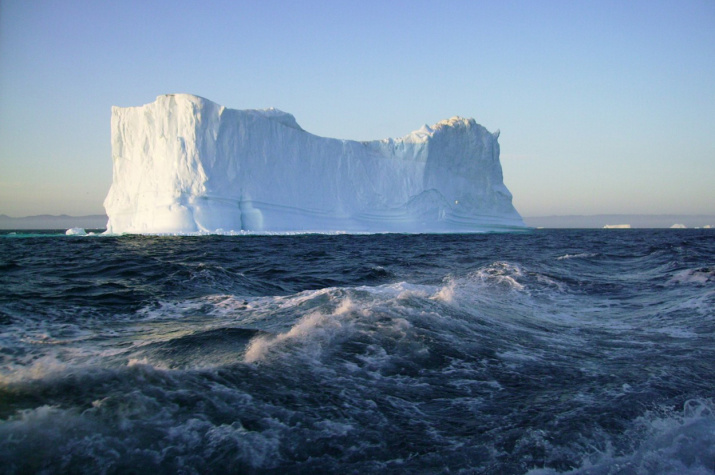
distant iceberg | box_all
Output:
[603,224,631,229]
[65,227,87,236]
[104,94,525,234]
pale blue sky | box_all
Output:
[1,0,713,217]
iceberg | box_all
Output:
[104,94,524,234]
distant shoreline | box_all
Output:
[1,213,713,230]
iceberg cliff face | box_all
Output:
[104,94,524,234]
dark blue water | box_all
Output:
[1,230,714,474]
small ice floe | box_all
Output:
[65,227,87,236]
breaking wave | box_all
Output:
[1,230,713,473]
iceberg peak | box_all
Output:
[104,95,524,234]
[253,107,303,131]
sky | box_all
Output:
[1,0,713,218]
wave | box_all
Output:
[2,231,715,473]
[528,399,715,475]
[4,256,710,379]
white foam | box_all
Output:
[241,285,431,367]
[527,399,715,475]
[668,267,715,286]
[556,253,597,260]
[244,311,342,363]
[0,355,71,384]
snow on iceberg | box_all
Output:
[104,94,525,234]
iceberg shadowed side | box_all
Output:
[104,94,524,234]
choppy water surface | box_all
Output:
[1,230,714,474]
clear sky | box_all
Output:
[1,0,713,218]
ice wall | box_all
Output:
[104,94,524,233]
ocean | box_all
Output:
[1,229,713,474]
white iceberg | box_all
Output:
[104,94,524,234]
[65,227,87,236]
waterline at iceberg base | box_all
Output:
[104,94,524,234]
